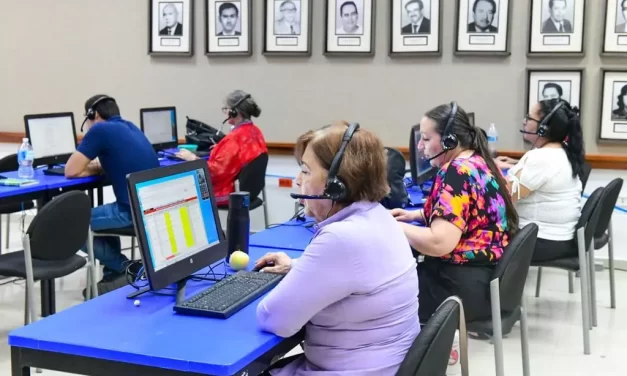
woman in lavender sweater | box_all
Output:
[255,123,420,375]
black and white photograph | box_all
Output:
[528,0,585,55]
[205,0,252,56]
[526,69,582,114]
[455,0,511,55]
[149,0,194,56]
[264,0,312,55]
[325,0,375,55]
[390,0,442,56]
[602,0,627,55]
[599,70,627,141]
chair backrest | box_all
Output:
[576,187,604,251]
[27,191,91,261]
[492,223,538,312]
[237,153,269,200]
[0,153,18,173]
[593,178,624,238]
[396,298,461,376]
[580,162,592,191]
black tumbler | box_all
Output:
[227,191,251,263]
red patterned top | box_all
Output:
[208,122,267,204]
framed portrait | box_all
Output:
[525,69,583,116]
[205,0,252,56]
[599,70,627,142]
[527,0,586,56]
[455,0,512,55]
[390,0,442,56]
[324,0,376,56]
[149,0,194,56]
[263,0,313,56]
[602,0,627,55]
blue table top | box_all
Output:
[9,246,302,376]
[249,220,315,252]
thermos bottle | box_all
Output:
[226,191,250,263]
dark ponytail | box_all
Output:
[539,99,585,179]
[471,127,519,235]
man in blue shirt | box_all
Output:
[65,95,159,293]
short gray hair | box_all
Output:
[226,90,262,119]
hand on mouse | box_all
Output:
[175,149,199,161]
[254,252,292,274]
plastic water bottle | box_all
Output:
[17,138,35,179]
[487,123,498,158]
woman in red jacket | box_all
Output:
[176,90,268,205]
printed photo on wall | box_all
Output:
[263,0,312,55]
[324,0,376,55]
[528,0,586,56]
[390,0,442,56]
[525,69,583,115]
[205,0,252,56]
[599,70,627,142]
[603,0,627,55]
[149,0,194,56]
[455,0,512,55]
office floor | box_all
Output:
[0,212,625,376]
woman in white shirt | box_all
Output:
[507,99,585,261]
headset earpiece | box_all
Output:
[440,102,459,151]
[82,95,114,132]
[228,94,251,119]
[323,123,360,201]
[537,101,564,137]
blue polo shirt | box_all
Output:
[77,116,159,209]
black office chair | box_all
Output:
[532,187,604,355]
[0,153,36,253]
[219,153,270,229]
[466,223,538,376]
[0,191,98,325]
[92,226,137,262]
[396,296,468,376]
[591,178,623,310]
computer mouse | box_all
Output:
[253,262,274,272]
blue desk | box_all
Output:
[9,247,303,376]
[249,220,315,252]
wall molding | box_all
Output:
[1,132,625,170]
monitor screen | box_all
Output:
[135,167,220,272]
[140,107,177,147]
[24,113,77,162]
[409,125,437,186]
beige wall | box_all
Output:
[1,0,626,153]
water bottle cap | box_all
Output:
[22,138,28,142]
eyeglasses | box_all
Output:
[523,114,541,123]
[280,8,297,13]
[221,107,230,114]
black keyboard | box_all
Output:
[174,271,284,319]
[43,167,65,176]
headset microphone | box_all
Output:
[519,129,537,135]
[426,149,447,162]
[290,192,329,200]
[81,95,115,132]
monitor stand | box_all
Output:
[418,183,431,197]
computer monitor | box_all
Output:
[408,125,437,187]
[24,112,77,167]
[140,107,178,151]
[127,159,227,295]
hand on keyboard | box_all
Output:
[254,252,292,274]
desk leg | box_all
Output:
[11,348,30,376]
[40,280,56,317]
[97,187,104,206]
[88,189,95,208]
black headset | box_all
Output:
[81,95,115,132]
[536,101,564,137]
[228,94,251,119]
[427,102,459,161]
[290,123,360,202]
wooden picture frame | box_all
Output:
[454,0,512,56]
[389,0,443,57]
[527,0,586,57]
[599,69,627,143]
[205,0,253,56]
[324,0,376,56]
[602,0,627,56]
